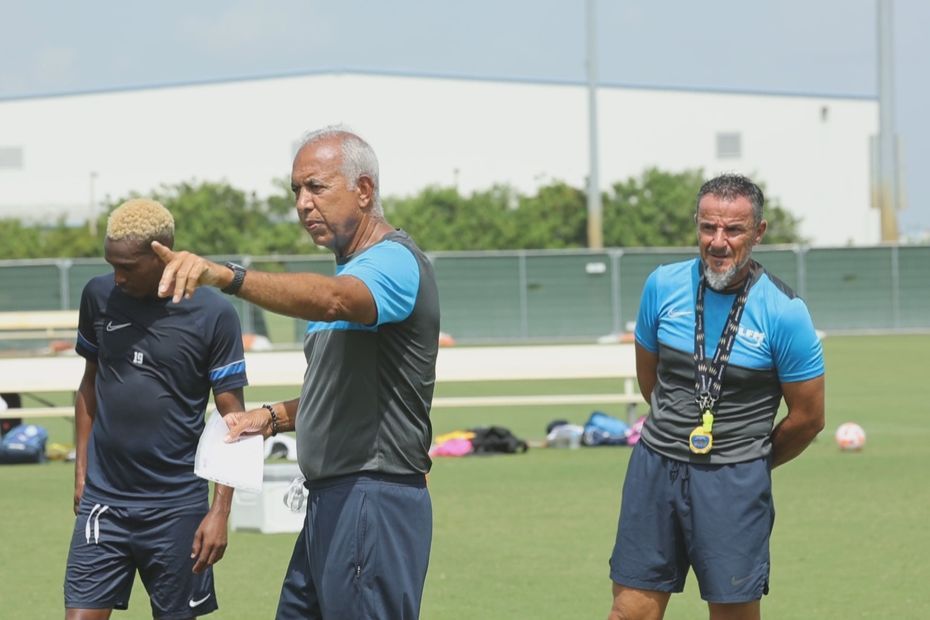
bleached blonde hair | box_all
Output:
[106,198,175,243]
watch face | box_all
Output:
[689,426,713,454]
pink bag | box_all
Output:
[626,415,647,446]
[429,437,474,457]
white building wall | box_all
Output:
[0,72,878,246]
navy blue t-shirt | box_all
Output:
[75,275,248,507]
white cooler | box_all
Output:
[230,463,306,534]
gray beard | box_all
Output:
[703,256,751,291]
[704,263,738,291]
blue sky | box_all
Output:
[2,0,927,236]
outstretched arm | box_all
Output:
[770,375,825,468]
[151,241,376,323]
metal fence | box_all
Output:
[1,244,928,345]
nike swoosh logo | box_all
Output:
[189,594,211,608]
[105,321,132,332]
[730,574,753,587]
[666,310,693,318]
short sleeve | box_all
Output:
[634,270,660,353]
[75,283,99,360]
[207,302,248,393]
[340,241,420,325]
[771,298,824,383]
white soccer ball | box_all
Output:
[834,422,866,451]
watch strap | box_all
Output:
[221,262,246,295]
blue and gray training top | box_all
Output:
[296,230,440,482]
[635,258,824,464]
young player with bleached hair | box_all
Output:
[64,198,248,619]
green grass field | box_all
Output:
[1,335,928,618]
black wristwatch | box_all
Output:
[221,262,246,295]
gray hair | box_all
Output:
[299,124,382,216]
[696,173,764,226]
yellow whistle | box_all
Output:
[702,411,714,432]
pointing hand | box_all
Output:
[152,241,225,303]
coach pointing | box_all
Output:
[153,126,440,619]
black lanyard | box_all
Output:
[693,268,754,418]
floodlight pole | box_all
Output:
[586,0,603,249]
[876,0,900,242]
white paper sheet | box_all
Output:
[194,410,264,492]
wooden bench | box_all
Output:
[0,310,79,341]
[0,344,642,420]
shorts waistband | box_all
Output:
[304,471,427,491]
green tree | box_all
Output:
[603,168,803,247]
[39,219,101,257]
[0,220,45,258]
[244,178,322,255]
[387,185,517,251]
[760,196,804,244]
[603,168,704,247]
[106,180,321,256]
[148,181,271,255]
[387,181,589,251]
[510,181,587,249]
[0,217,99,259]
[0,170,803,259]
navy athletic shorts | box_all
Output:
[275,472,432,620]
[64,498,216,619]
[609,441,774,603]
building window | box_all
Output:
[716,132,741,159]
[0,147,23,169]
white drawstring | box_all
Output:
[84,504,100,543]
[94,506,109,543]
[84,504,110,544]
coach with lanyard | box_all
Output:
[153,126,439,619]
[608,174,825,620]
